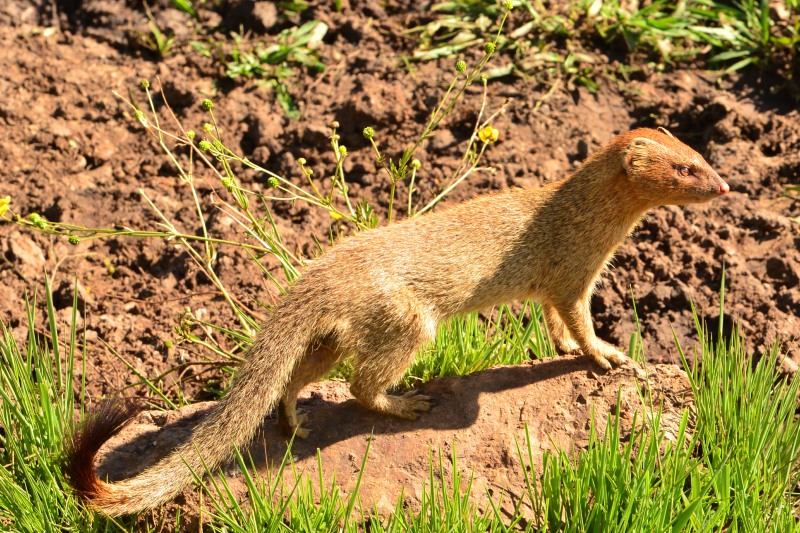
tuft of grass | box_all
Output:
[0,278,131,531]
[171,0,198,20]
[224,21,328,80]
[223,21,328,119]
[188,21,328,119]
[376,448,513,532]
[519,288,800,531]
[136,5,175,59]
[406,302,555,385]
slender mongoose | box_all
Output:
[66,127,729,515]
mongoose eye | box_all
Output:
[677,165,691,177]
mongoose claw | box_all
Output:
[605,352,629,368]
[555,339,581,354]
[586,346,629,371]
[393,391,433,419]
[279,410,311,439]
[590,355,613,371]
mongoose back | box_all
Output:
[66,128,729,515]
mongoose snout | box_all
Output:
[65,127,728,516]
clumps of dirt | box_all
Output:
[93,356,691,527]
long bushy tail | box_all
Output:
[66,300,321,516]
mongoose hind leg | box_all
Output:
[553,296,628,370]
[349,313,434,420]
[278,343,341,438]
[543,302,580,353]
[351,379,433,420]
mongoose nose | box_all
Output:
[719,180,730,194]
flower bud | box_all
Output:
[133,109,147,125]
[201,98,214,111]
[29,213,45,229]
[363,126,375,140]
[456,60,467,73]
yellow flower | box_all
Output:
[0,196,10,217]
[329,210,343,220]
[478,125,499,144]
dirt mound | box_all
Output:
[95,356,690,523]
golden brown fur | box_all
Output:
[65,128,728,515]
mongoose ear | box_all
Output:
[656,126,675,139]
[623,137,664,173]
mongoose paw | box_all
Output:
[292,413,311,439]
[555,338,581,354]
[394,391,433,420]
[279,410,311,439]
[590,354,613,371]
[587,347,629,371]
[294,426,311,439]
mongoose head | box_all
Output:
[620,128,729,206]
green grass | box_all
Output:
[2,276,800,531]
[0,280,110,532]
[405,301,555,385]
[525,338,800,531]
[408,0,800,90]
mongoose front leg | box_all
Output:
[553,296,628,370]
[543,302,580,353]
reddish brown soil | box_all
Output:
[1,0,799,526]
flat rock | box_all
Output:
[95,356,691,520]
